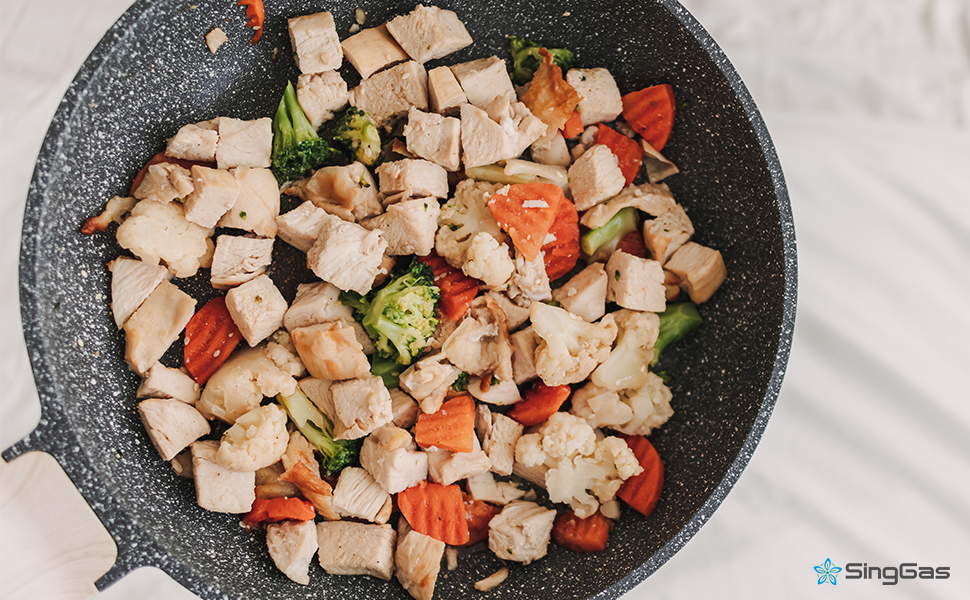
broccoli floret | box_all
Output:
[652,302,702,365]
[371,355,405,389]
[330,107,383,166]
[271,81,337,184]
[508,35,576,85]
[452,371,469,392]
[340,258,441,365]
[277,388,359,474]
[581,206,639,261]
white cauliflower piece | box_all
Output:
[435,180,514,288]
[116,199,214,278]
[507,250,551,307]
[514,433,547,468]
[215,404,289,472]
[461,232,515,289]
[572,372,673,437]
[537,412,596,460]
[591,309,660,391]
[530,302,617,386]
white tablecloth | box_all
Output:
[2,1,968,598]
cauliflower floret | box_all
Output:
[538,412,595,460]
[591,309,660,391]
[571,372,673,436]
[507,250,551,307]
[530,302,617,386]
[435,180,514,288]
[461,232,515,289]
[514,432,546,468]
[116,199,214,278]
[196,345,299,424]
[215,404,289,471]
[265,330,307,379]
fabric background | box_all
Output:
[2,1,968,598]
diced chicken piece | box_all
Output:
[530,129,571,167]
[215,118,272,169]
[341,24,409,79]
[482,291,529,331]
[138,398,210,461]
[166,122,218,162]
[605,251,666,312]
[361,198,440,256]
[403,108,461,171]
[426,434,491,485]
[478,410,523,476]
[225,274,287,346]
[427,66,467,115]
[488,501,556,564]
[568,145,625,211]
[377,159,449,201]
[197,345,297,423]
[288,12,342,74]
[183,165,241,228]
[332,467,391,522]
[124,281,196,375]
[450,56,515,110]
[395,520,445,600]
[511,460,549,488]
[291,321,370,381]
[664,242,727,304]
[191,440,255,514]
[108,257,172,329]
[642,203,694,264]
[214,404,289,472]
[459,103,515,168]
[509,326,539,385]
[507,250,552,307]
[330,376,392,440]
[359,425,429,494]
[307,214,387,295]
[390,388,420,429]
[566,68,623,127]
[283,282,373,354]
[466,471,527,505]
[296,71,350,129]
[266,520,317,586]
[467,375,521,406]
[551,262,608,322]
[442,296,513,381]
[398,352,460,414]
[136,362,200,404]
[349,61,428,127]
[426,308,459,351]
[281,461,340,521]
[217,167,280,238]
[282,431,321,474]
[283,162,382,223]
[485,95,548,157]
[580,181,676,229]
[385,5,472,63]
[210,235,274,289]
[317,521,395,580]
[133,163,194,204]
[276,201,329,252]
[116,199,214,278]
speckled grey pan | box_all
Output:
[5,0,795,598]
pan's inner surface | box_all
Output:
[15,0,791,598]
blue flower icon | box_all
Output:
[814,558,842,585]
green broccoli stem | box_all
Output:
[581,207,639,257]
[283,81,319,143]
[371,355,404,388]
[276,388,357,474]
[652,302,703,365]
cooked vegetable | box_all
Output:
[508,35,576,85]
[616,433,664,517]
[414,395,476,453]
[521,49,582,132]
[621,83,676,151]
[271,81,336,184]
[183,296,243,384]
[237,0,265,45]
[371,355,404,388]
[615,230,649,258]
[242,496,316,529]
[506,381,571,426]
[551,509,612,552]
[462,494,500,546]
[486,182,565,261]
[452,371,470,392]
[530,301,617,387]
[561,110,583,139]
[465,164,556,186]
[398,481,470,545]
[580,206,639,260]
[329,107,382,166]
[652,302,702,365]
[418,251,479,322]
[595,124,643,186]
[277,388,360,474]
[340,258,441,365]
[541,195,581,280]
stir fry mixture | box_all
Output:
[83,3,727,597]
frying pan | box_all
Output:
[4,0,796,598]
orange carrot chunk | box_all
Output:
[398,481,470,545]
[418,251,480,321]
[237,0,265,45]
[184,296,243,385]
[616,433,664,517]
[462,494,501,546]
[486,183,565,261]
[414,395,476,453]
[552,509,613,552]
[561,110,584,139]
[540,196,580,281]
[621,84,676,151]
[242,496,316,528]
[615,230,649,259]
[596,124,644,186]
[506,382,571,426]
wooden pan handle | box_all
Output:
[0,452,117,599]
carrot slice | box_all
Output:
[616,433,664,517]
[237,0,265,45]
[418,251,480,321]
[621,84,676,151]
[129,151,215,197]
[462,494,501,546]
[398,481,470,545]
[242,496,316,528]
[486,183,565,261]
[414,395,476,452]
[540,196,580,281]
[184,296,243,385]
[615,230,649,259]
[552,509,612,552]
[596,124,643,186]
[506,382,571,426]
[561,110,584,139]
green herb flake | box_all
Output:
[239,211,247,219]
[614,271,621,281]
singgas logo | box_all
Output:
[814,558,950,586]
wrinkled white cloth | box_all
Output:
[1,1,968,599]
